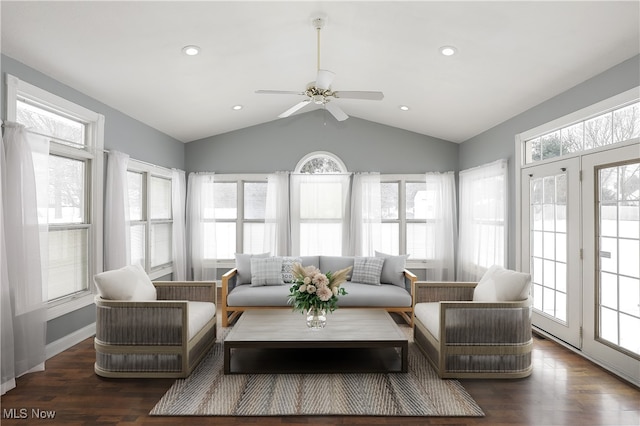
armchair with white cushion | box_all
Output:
[413,265,533,379]
[93,264,217,378]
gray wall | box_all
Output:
[459,54,640,269]
[186,109,458,174]
[1,55,185,344]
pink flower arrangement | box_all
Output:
[288,263,351,314]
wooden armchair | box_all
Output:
[413,278,532,379]
[94,281,217,378]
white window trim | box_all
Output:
[127,158,175,280]
[6,74,104,320]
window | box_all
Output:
[525,101,639,164]
[127,160,174,278]
[7,74,104,318]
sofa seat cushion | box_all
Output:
[414,302,440,340]
[227,284,291,307]
[337,282,412,307]
[188,301,216,340]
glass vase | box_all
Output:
[306,307,327,330]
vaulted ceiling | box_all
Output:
[2,1,638,143]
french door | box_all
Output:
[582,144,639,383]
[521,158,582,348]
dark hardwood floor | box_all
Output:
[2,330,638,425]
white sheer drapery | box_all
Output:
[457,159,508,281]
[263,171,290,256]
[186,173,217,280]
[104,151,130,270]
[425,172,457,281]
[1,122,48,395]
[290,173,350,256]
[171,169,187,280]
[349,173,381,256]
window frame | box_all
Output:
[127,159,174,280]
[6,74,105,320]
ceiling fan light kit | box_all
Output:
[256,16,384,122]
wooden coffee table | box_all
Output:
[223,309,408,374]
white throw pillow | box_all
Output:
[473,265,531,302]
[94,263,157,301]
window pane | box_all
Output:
[299,157,342,173]
[407,223,427,259]
[613,103,640,143]
[130,224,146,266]
[48,155,85,224]
[300,223,342,255]
[243,223,265,254]
[541,131,561,160]
[214,182,237,219]
[584,112,613,149]
[17,99,85,146]
[406,182,426,219]
[151,223,172,267]
[244,182,267,219]
[48,228,88,301]
[381,182,399,219]
[150,176,172,220]
[299,182,344,219]
[215,222,236,259]
[376,223,400,255]
[127,171,144,221]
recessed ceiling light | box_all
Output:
[399,105,410,111]
[232,105,243,111]
[439,46,457,56]
[182,45,200,56]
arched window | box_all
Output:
[295,151,347,174]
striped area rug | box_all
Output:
[150,327,484,417]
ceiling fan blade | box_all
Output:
[315,69,336,90]
[278,100,311,118]
[256,90,303,95]
[333,91,384,100]
[324,102,348,122]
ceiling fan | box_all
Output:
[256,17,384,122]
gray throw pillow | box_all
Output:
[375,251,409,287]
[235,252,270,285]
[350,257,385,286]
[250,257,285,286]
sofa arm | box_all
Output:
[440,300,532,345]
[403,269,417,295]
[413,281,476,304]
[153,281,216,303]
[95,297,189,346]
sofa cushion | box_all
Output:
[351,257,384,286]
[227,284,291,307]
[300,256,320,268]
[235,252,270,285]
[473,265,532,302]
[375,251,409,287]
[338,282,412,307]
[282,256,302,283]
[414,302,441,340]
[250,257,285,286]
[320,256,354,276]
[187,301,216,340]
[94,263,157,301]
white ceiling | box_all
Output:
[2,1,639,143]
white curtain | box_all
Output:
[349,173,381,256]
[457,159,508,281]
[425,172,457,281]
[1,122,48,395]
[104,151,130,270]
[290,173,350,256]
[263,171,290,256]
[171,169,187,280]
[186,173,217,280]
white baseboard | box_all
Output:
[46,322,96,360]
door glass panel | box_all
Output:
[597,162,640,356]
[530,172,568,323]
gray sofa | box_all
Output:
[221,254,416,327]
